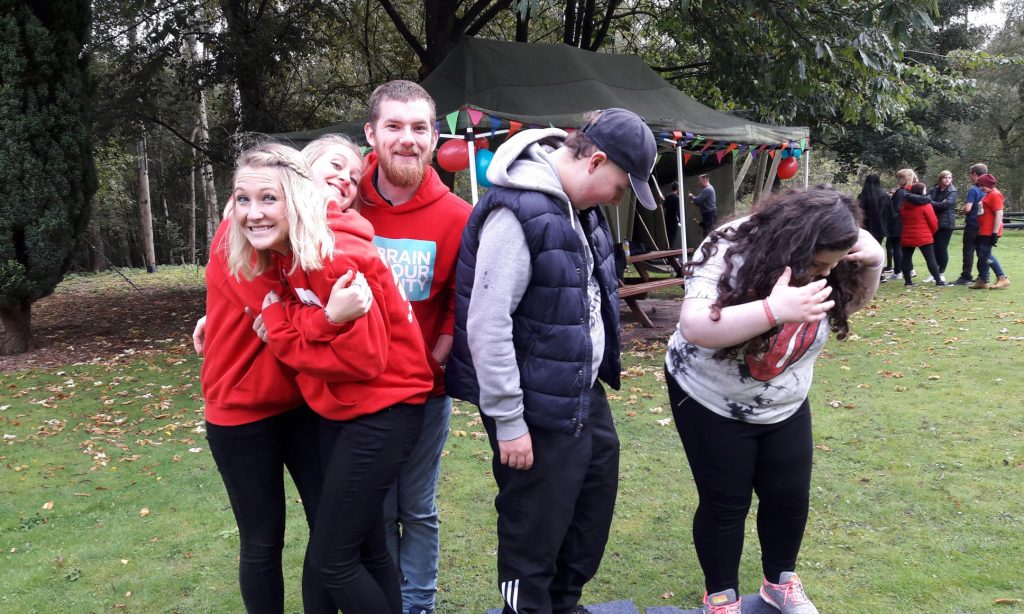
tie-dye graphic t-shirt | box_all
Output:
[665,223,829,424]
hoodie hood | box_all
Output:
[326,200,375,242]
[358,151,454,214]
[487,128,572,213]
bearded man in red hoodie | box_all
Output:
[359,80,473,614]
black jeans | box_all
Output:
[666,371,812,595]
[960,224,979,280]
[886,235,903,274]
[901,244,942,284]
[206,406,334,614]
[933,228,954,274]
[482,383,620,614]
[309,403,424,614]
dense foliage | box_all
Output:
[0,0,96,353]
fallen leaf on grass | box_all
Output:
[661,591,674,599]
[139,507,150,517]
[656,418,672,427]
[878,370,904,378]
[994,598,1022,605]
[42,501,54,510]
[815,445,832,452]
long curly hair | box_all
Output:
[685,186,862,358]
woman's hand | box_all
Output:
[766,267,835,324]
[324,270,372,326]
[844,229,885,269]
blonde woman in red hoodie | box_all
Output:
[229,142,433,614]
[199,150,371,612]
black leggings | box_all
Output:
[901,244,942,283]
[206,406,334,614]
[309,403,424,614]
[933,228,953,274]
[886,235,902,273]
[666,371,812,595]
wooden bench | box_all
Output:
[618,249,687,328]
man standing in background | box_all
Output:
[952,163,986,285]
[689,173,717,237]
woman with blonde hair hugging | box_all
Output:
[229,141,433,613]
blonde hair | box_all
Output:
[301,134,363,168]
[227,143,335,280]
[895,168,917,187]
[938,170,952,180]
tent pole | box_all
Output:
[804,149,810,188]
[676,144,687,261]
[466,127,479,205]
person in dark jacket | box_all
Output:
[856,174,889,278]
[926,170,957,283]
[885,168,918,281]
[447,108,657,614]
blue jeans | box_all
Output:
[383,394,451,611]
[976,236,1006,282]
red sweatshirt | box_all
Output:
[978,189,1004,237]
[358,153,472,396]
[900,196,938,248]
[261,206,434,421]
[201,219,303,426]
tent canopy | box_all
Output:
[421,37,808,146]
[281,37,808,150]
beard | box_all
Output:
[378,148,427,188]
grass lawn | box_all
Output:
[2,234,1023,613]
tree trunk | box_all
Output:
[198,90,218,246]
[189,128,198,265]
[0,300,31,355]
[88,217,104,272]
[136,132,157,273]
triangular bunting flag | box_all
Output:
[508,121,522,136]
[684,153,692,164]
[673,131,683,141]
[490,115,501,134]
[801,138,807,149]
[716,150,726,163]
[724,143,738,155]
[699,139,715,153]
[445,110,460,135]
[467,108,484,125]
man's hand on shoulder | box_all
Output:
[498,432,534,470]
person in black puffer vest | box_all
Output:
[447,108,657,614]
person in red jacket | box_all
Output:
[229,141,433,614]
[198,184,370,612]
[900,182,949,287]
[970,173,1010,289]
[358,80,473,614]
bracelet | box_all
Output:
[324,307,341,326]
[762,298,778,328]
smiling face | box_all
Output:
[233,166,290,254]
[809,248,850,279]
[364,98,437,189]
[309,145,363,209]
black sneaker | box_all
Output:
[951,277,973,286]
[571,607,593,614]
[408,608,433,614]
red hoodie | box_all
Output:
[900,195,938,248]
[260,206,434,421]
[358,152,472,395]
[201,218,303,426]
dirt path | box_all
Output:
[0,284,679,373]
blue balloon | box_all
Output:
[792,148,803,159]
[476,149,494,187]
[781,149,791,159]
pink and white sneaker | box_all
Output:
[759,572,819,613]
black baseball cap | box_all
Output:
[580,108,658,210]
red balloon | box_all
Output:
[777,156,799,180]
[436,139,470,172]
[473,137,489,151]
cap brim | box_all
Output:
[630,175,657,210]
